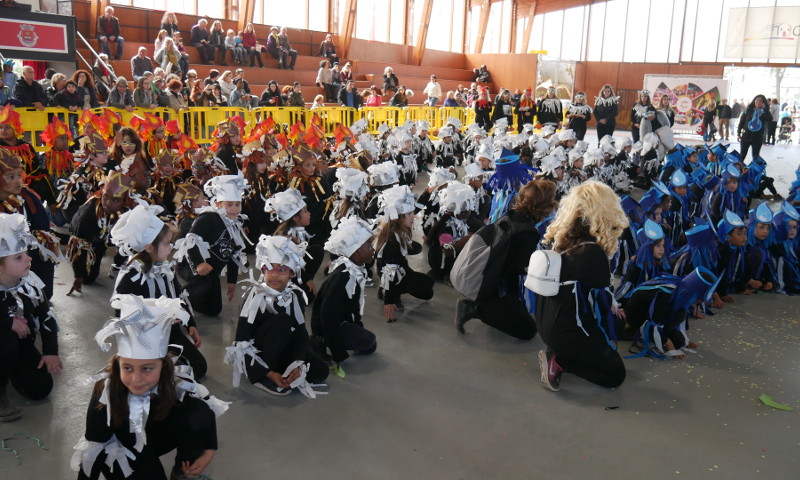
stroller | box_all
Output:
[778,116,794,144]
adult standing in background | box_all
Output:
[536,86,563,130]
[737,94,772,161]
[731,99,743,133]
[701,99,717,142]
[383,67,399,98]
[97,6,124,60]
[190,18,215,65]
[594,84,618,142]
[767,98,781,145]
[423,75,442,107]
[319,34,339,66]
[630,89,652,143]
[515,90,536,133]
[657,95,675,127]
[717,99,732,141]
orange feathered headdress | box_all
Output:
[165,119,181,136]
[41,116,73,147]
[0,104,24,137]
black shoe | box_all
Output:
[253,377,291,396]
[455,298,476,334]
[0,395,22,422]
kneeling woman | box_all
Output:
[534,181,628,391]
[72,294,227,480]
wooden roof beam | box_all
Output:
[473,0,492,54]
[339,0,358,60]
[521,0,538,53]
[411,0,434,66]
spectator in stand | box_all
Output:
[229,77,254,108]
[731,98,743,133]
[316,60,337,102]
[389,86,409,107]
[311,94,325,109]
[442,91,459,107]
[92,54,116,99]
[212,84,228,106]
[466,84,479,106]
[2,60,18,99]
[510,88,521,107]
[46,73,67,105]
[171,33,191,75]
[97,6,124,60]
[106,77,135,111]
[319,34,339,65]
[768,98,781,145]
[475,64,491,83]
[190,18,215,65]
[259,80,284,107]
[241,23,264,68]
[234,68,258,107]
[717,98,732,141]
[133,76,158,108]
[160,11,180,37]
[330,63,342,87]
[210,20,228,67]
[286,82,305,107]
[383,67,399,97]
[364,86,382,107]
[38,68,56,90]
[277,27,298,70]
[154,30,169,54]
[130,47,154,82]
[340,62,353,83]
[52,80,84,112]
[338,80,363,109]
[0,77,16,107]
[218,70,235,98]
[280,85,292,104]
[266,27,282,68]
[71,70,99,108]
[164,79,186,111]
[455,85,468,107]
[14,66,48,110]
[423,75,442,107]
[226,29,244,65]
[155,36,184,77]
[515,89,536,132]
[203,69,220,86]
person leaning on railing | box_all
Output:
[106,77,135,112]
[72,70,99,109]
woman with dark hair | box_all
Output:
[491,89,514,127]
[737,94,772,161]
[71,70,99,108]
[657,94,675,127]
[594,84,618,141]
[389,85,408,107]
[631,89,652,143]
[456,179,558,340]
[259,80,284,107]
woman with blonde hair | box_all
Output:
[534,181,628,392]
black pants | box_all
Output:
[554,338,625,388]
[78,397,216,480]
[390,270,434,304]
[0,330,53,400]
[572,124,587,141]
[339,322,377,355]
[768,121,778,144]
[755,176,778,197]
[31,253,55,299]
[247,48,264,67]
[475,293,537,340]
[192,43,215,64]
[740,137,763,162]
[630,126,640,143]
[82,243,108,285]
[249,314,329,385]
[187,272,222,316]
[596,122,615,142]
[169,324,208,379]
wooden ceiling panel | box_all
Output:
[468,0,607,17]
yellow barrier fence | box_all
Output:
[402,107,439,130]
[312,107,359,134]
[181,107,250,144]
[360,107,403,134]
[252,107,307,131]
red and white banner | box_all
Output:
[0,18,69,54]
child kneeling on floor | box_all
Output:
[225,235,329,397]
[310,217,376,374]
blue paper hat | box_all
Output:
[722,164,740,181]
[748,157,766,177]
[670,169,688,188]
[685,224,715,249]
[651,181,671,199]
[696,148,709,164]
[638,193,660,217]
[620,196,643,225]
[710,142,728,158]
[772,202,800,242]
[717,210,745,242]
[724,151,741,164]
[752,202,773,224]
[725,210,745,227]
[665,149,684,167]
[702,174,720,191]
[672,267,721,310]
[497,147,519,163]
[636,219,664,245]
[781,200,800,221]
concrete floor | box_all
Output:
[2,132,799,479]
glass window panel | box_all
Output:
[561,6,584,60]
[668,0,684,62]
[451,0,465,52]
[646,0,670,62]
[586,2,605,61]
[308,0,328,32]
[681,0,698,61]
[409,0,426,46]
[500,0,512,53]
[623,0,648,62]
[541,10,564,58]
[516,17,526,53]
[131,0,155,9]
[692,0,723,61]
[466,5,481,52]
[602,0,627,61]
[527,13,544,52]
[390,0,406,44]
[427,0,453,50]
[483,1,502,53]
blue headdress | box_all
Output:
[634,219,669,272]
[638,193,661,220]
[674,224,719,273]
[720,164,746,219]
[717,210,745,242]
[772,201,800,246]
[788,165,800,203]
[620,195,643,228]
[772,201,800,293]
[487,148,537,223]
[664,146,686,171]
[747,201,775,247]
[671,267,720,311]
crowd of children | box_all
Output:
[0,88,797,477]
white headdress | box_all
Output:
[204,173,250,203]
[584,147,604,167]
[367,162,401,187]
[111,204,166,257]
[540,155,562,176]
[378,185,419,221]
[568,148,584,166]
[324,216,373,258]
[263,188,306,222]
[541,124,556,137]
[417,120,430,132]
[462,162,485,182]
[356,133,380,158]
[438,126,454,138]
[641,133,659,155]
[255,235,307,278]
[0,213,37,258]
[333,168,369,200]
[427,166,456,188]
[476,139,494,161]
[550,146,567,164]
[377,123,391,135]
[617,137,633,149]
[446,117,462,130]
[493,118,509,131]
[557,129,576,142]
[350,118,368,137]
[439,181,477,215]
[98,295,190,359]
[533,138,550,154]
[575,140,590,154]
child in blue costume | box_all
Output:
[486,147,536,223]
[743,202,776,294]
[613,196,643,276]
[770,201,800,294]
[710,164,747,226]
[616,219,669,302]
[714,210,748,304]
[666,169,691,249]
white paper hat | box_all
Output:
[522,123,535,133]
[617,137,633,149]
[377,123,391,135]
[476,142,494,161]
[541,125,556,136]
[255,235,307,278]
[333,167,370,200]
[540,155,562,176]
[417,120,430,131]
[350,118,368,137]
[98,295,190,359]
[584,147,604,166]
[601,143,617,157]
[438,126,454,138]
[463,162,485,181]
[575,140,590,154]
[568,148,584,166]
[439,181,477,215]
[356,133,380,158]
[111,204,166,257]
[392,129,413,144]
[550,146,567,163]
[630,141,643,154]
[533,138,550,153]
[368,162,401,187]
[0,213,37,258]
[493,118,509,130]
[324,216,373,257]
[378,185,418,220]
[204,173,250,202]
[264,188,306,222]
[446,117,462,130]
[599,135,615,149]
[427,166,457,188]
[557,129,576,142]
